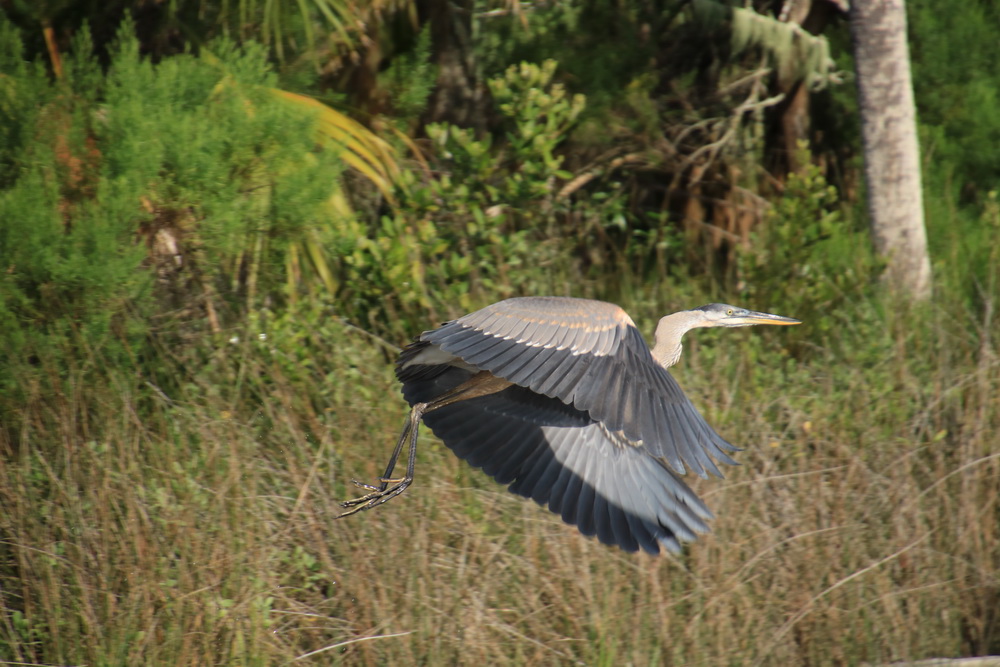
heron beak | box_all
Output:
[734,310,801,326]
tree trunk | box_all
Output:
[850,0,931,300]
[766,0,845,177]
[418,0,491,133]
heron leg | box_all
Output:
[337,403,424,517]
[359,410,416,490]
[337,371,513,518]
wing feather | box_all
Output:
[572,357,611,411]
[547,439,577,517]
[592,464,616,547]
[599,361,626,426]
[619,460,669,554]
[485,313,520,339]
[477,341,533,374]
[520,441,563,505]
[574,447,599,537]
[515,319,545,345]
[408,382,712,554]
[531,350,584,396]
[589,322,612,357]
[503,346,550,385]
[549,321,580,351]
[433,329,492,361]
[602,455,639,552]
[420,297,738,479]
[543,352,595,401]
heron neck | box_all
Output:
[651,310,703,368]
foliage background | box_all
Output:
[1,1,999,664]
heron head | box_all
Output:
[692,303,801,329]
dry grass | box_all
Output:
[1,295,999,666]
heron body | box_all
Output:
[340,296,800,554]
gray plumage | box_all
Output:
[344,296,800,555]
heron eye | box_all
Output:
[726,308,734,315]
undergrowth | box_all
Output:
[2,266,999,664]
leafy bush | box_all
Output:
[0,18,345,413]
[910,0,1000,198]
[330,61,602,339]
[736,149,874,335]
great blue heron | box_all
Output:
[339,296,799,554]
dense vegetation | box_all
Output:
[1,1,998,664]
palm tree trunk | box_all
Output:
[850,0,932,300]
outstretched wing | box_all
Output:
[397,359,713,554]
[418,296,739,478]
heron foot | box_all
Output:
[346,478,380,493]
[336,477,413,518]
[343,476,409,493]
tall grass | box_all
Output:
[2,262,998,665]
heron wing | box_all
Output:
[397,361,713,554]
[420,296,739,478]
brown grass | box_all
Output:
[1,295,998,666]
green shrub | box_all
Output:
[0,19,345,414]
[736,150,875,336]
[331,60,600,339]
